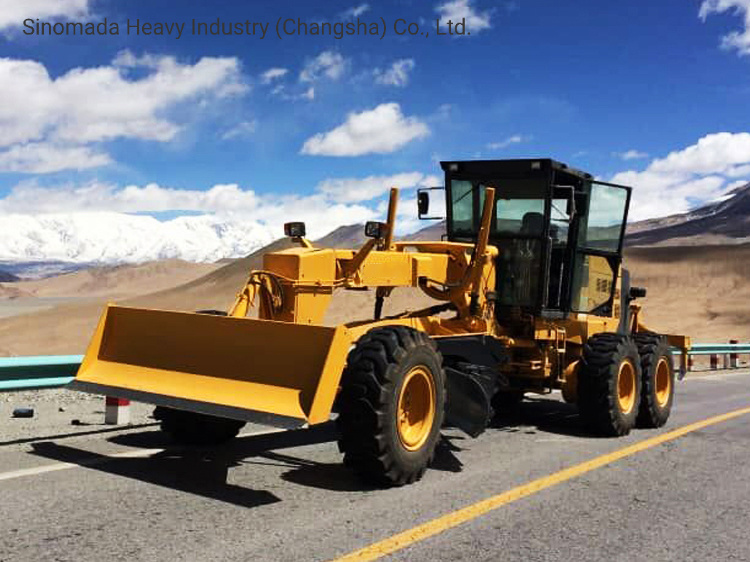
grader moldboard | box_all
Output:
[72,159,690,487]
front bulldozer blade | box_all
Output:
[72,305,351,425]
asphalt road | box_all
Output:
[1,370,749,562]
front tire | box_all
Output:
[336,326,446,487]
[154,406,245,445]
[634,333,674,428]
[578,333,642,436]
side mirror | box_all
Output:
[417,186,446,220]
[418,191,430,216]
[364,221,387,239]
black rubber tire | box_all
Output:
[578,333,642,437]
[634,333,675,428]
[154,406,245,445]
[335,326,446,487]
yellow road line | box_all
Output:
[331,406,750,562]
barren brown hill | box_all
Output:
[624,244,750,343]
[1,236,749,356]
[0,236,434,355]
[0,284,31,299]
[4,259,219,300]
[316,224,366,248]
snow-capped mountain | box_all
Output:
[626,182,750,246]
[0,212,277,264]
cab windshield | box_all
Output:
[449,177,548,238]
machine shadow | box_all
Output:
[30,417,472,498]
[29,422,348,507]
[30,398,590,501]
[490,395,593,438]
[0,422,159,447]
[278,432,467,491]
[31,439,281,509]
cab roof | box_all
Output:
[439,159,593,181]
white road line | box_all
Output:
[0,427,285,483]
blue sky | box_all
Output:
[0,0,749,237]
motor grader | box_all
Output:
[72,159,690,486]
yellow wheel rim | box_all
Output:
[617,359,637,415]
[397,366,436,452]
[654,357,671,408]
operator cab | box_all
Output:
[435,159,631,320]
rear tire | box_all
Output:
[154,406,245,445]
[336,326,446,487]
[634,333,674,428]
[578,333,642,436]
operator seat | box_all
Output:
[520,212,544,236]
[497,212,544,308]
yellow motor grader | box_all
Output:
[72,159,689,486]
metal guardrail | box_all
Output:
[1,344,749,393]
[680,343,750,356]
[0,355,84,391]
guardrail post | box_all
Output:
[687,356,693,372]
[105,397,130,425]
[730,339,739,369]
[710,354,718,370]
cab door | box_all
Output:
[570,181,631,317]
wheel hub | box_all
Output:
[397,366,436,451]
[617,360,637,415]
[654,357,671,407]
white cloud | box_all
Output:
[341,4,370,19]
[726,164,750,177]
[0,142,112,173]
[614,149,649,161]
[486,134,528,150]
[435,0,492,35]
[700,0,750,55]
[260,67,288,84]
[301,103,430,156]
[0,181,261,215]
[221,120,257,140]
[316,172,433,203]
[0,168,440,243]
[299,51,347,82]
[374,59,416,87]
[611,132,750,221]
[0,51,247,173]
[647,132,750,175]
[0,0,89,31]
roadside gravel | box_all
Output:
[1,389,157,451]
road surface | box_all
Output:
[1,370,749,562]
